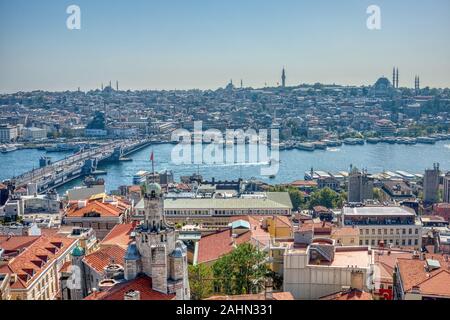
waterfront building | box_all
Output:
[423,163,440,204]
[283,231,374,300]
[342,205,422,249]
[374,119,396,136]
[0,124,19,142]
[22,127,47,141]
[347,167,374,203]
[0,234,78,300]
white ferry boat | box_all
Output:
[133,171,150,185]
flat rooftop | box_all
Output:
[329,249,372,268]
[343,206,415,217]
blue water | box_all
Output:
[1,142,450,193]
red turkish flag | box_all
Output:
[150,152,154,161]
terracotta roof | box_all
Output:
[196,229,251,264]
[289,180,318,187]
[100,223,135,249]
[320,289,373,300]
[84,275,175,300]
[0,235,40,252]
[206,292,294,300]
[0,235,76,289]
[66,199,129,218]
[331,227,359,237]
[397,254,450,297]
[83,245,125,274]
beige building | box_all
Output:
[331,227,360,246]
[342,206,422,249]
[283,225,374,300]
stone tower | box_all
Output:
[124,182,190,300]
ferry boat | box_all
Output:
[343,138,365,145]
[45,143,77,152]
[133,171,150,185]
[417,137,436,144]
[366,137,381,144]
[323,139,342,147]
[0,145,18,153]
[296,143,315,151]
[313,142,327,150]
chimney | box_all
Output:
[124,290,141,301]
[265,278,273,300]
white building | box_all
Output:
[0,125,19,142]
[22,127,47,141]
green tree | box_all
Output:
[188,264,214,300]
[307,187,342,209]
[212,243,269,295]
[269,185,305,211]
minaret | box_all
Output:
[415,75,420,93]
[116,81,119,91]
[396,68,399,88]
[392,67,396,88]
[281,67,286,88]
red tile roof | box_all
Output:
[83,245,125,274]
[0,235,76,289]
[100,223,135,249]
[66,199,129,218]
[320,289,373,300]
[397,255,450,297]
[84,275,175,300]
[0,235,40,252]
[196,229,251,264]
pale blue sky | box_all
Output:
[0,0,449,92]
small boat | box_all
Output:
[297,143,315,151]
[269,175,276,179]
[0,145,18,153]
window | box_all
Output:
[359,240,363,245]
[408,239,412,246]
[384,229,387,235]
[409,229,412,235]
[415,229,419,235]
[372,229,375,235]
[365,229,369,235]
[402,239,406,246]
[390,229,394,235]
[371,240,375,246]
[365,240,369,245]
[360,229,363,235]
[378,229,382,235]
[414,239,418,246]
[402,229,406,235]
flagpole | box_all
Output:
[151,150,155,183]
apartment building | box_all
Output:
[342,206,422,249]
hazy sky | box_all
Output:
[0,0,449,92]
